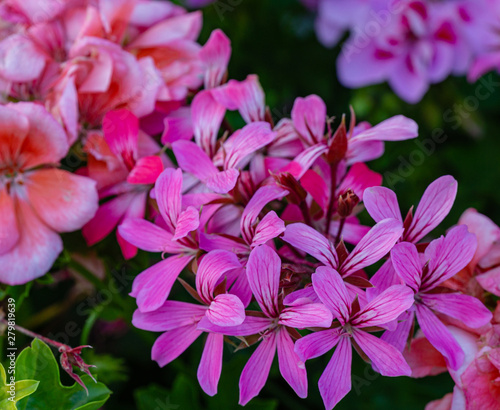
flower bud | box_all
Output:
[337,189,359,218]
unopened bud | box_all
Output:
[273,172,307,205]
[337,189,359,218]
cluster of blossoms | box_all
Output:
[0,0,207,284]
[103,36,496,406]
[302,0,499,103]
[0,1,498,408]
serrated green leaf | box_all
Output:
[14,339,111,410]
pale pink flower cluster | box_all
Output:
[0,0,206,283]
[304,0,498,102]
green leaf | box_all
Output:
[14,339,111,410]
[0,363,39,409]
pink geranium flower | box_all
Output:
[198,245,333,405]
[295,266,413,409]
[132,249,245,396]
[390,225,493,370]
[0,102,98,284]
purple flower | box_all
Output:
[199,245,333,405]
[132,249,243,396]
[389,225,492,369]
[295,266,414,410]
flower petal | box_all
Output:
[416,303,464,370]
[0,200,62,285]
[277,327,307,399]
[196,249,241,303]
[118,218,184,253]
[341,218,403,277]
[200,29,231,89]
[279,303,333,329]
[132,301,206,331]
[352,329,411,377]
[351,285,414,328]
[197,333,224,396]
[291,95,326,145]
[102,109,138,168]
[127,155,163,184]
[172,140,218,181]
[241,185,288,245]
[26,169,98,232]
[192,90,225,155]
[390,242,423,292]
[295,328,341,362]
[172,206,200,241]
[363,186,402,223]
[0,188,19,254]
[206,294,245,327]
[251,211,285,247]
[196,315,272,336]
[312,266,351,325]
[420,293,492,329]
[405,176,457,243]
[204,168,239,194]
[318,336,352,410]
[152,324,202,367]
[422,225,477,291]
[224,122,276,170]
[155,167,182,232]
[133,254,192,312]
[349,115,418,143]
[282,223,338,268]
[239,331,277,406]
[246,245,281,318]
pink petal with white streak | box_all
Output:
[352,328,411,376]
[277,327,307,398]
[206,294,245,326]
[312,266,351,325]
[363,186,403,223]
[133,254,192,312]
[172,206,200,241]
[197,333,224,396]
[318,336,352,410]
[405,175,457,243]
[239,331,277,406]
[420,293,492,329]
[246,245,281,318]
[341,218,403,277]
[282,223,338,268]
[152,324,202,367]
[415,303,464,371]
[251,211,285,247]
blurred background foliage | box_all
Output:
[3,0,500,409]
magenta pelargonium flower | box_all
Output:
[199,245,333,405]
[295,266,414,409]
[0,103,98,285]
[389,225,493,370]
[132,249,245,396]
